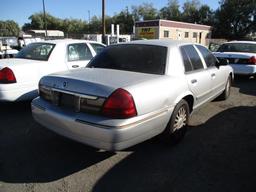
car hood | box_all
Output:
[213,52,256,59]
[40,68,164,97]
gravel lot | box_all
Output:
[0,77,255,192]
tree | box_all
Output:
[22,12,89,37]
[89,16,102,34]
[0,20,20,36]
[113,7,134,34]
[198,5,214,25]
[159,0,181,21]
[131,3,158,21]
[213,0,256,39]
[181,0,200,23]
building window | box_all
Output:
[193,32,197,38]
[185,32,189,38]
[164,30,169,38]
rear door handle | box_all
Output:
[211,73,216,78]
[191,79,197,84]
[72,65,79,68]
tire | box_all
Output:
[161,99,190,144]
[218,75,231,100]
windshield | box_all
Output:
[217,43,256,53]
[16,43,55,61]
[87,44,167,75]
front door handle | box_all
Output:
[72,65,79,68]
[211,73,216,77]
[191,79,197,84]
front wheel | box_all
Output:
[161,99,190,144]
[218,75,231,100]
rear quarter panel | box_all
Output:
[125,75,190,116]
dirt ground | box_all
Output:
[0,77,255,192]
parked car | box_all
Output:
[31,40,233,151]
[214,41,256,76]
[0,39,105,101]
[0,37,19,58]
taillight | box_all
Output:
[0,67,16,83]
[39,84,52,102]
[248,56,256,64]
[102,88,137,119]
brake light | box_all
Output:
[102,88,137,119]
[0,67,16,83]
[248,56,256,64]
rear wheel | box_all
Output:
[161,99,189,144]
[218,75,231,100]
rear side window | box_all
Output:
[68,43,93,61]
[87,44,167,75]
[180,47,193,72]
[180,45,204,72]
[196,45,217,67]
[16,43,55,61]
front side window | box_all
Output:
[16,43,55,61]
[87,44,167,75]
[196,45,217,67]
[68,43,93,61]
[180,45,204,72]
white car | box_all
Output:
[214,41,256,76]
[0,39,105,101]
[32,40,233,151]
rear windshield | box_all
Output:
[87,44,167,75]
[217,43,256,53]
[16,43,55,61]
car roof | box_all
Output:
[43,39,105,45]
[118,39,197,48]
[223,41,256,44]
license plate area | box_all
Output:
[59,93,76,110]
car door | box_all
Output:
[195,45,226,97]
[180,45,212,108]
[66,43,93,70]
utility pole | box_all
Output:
[42,0,48,38]
[88,10,91,33]
[102,0,106,44]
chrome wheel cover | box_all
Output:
[173,106,187,131]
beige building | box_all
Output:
[135,19,212,46]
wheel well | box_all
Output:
[182,95,194,113]
[229,72,233,82]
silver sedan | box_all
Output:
[31,40,233,151]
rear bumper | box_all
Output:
[31,98,173,151]
[230,64,256,75]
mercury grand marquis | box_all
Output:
[0,39,105,101]
[31,40,233,151]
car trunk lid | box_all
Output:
[41,68,163,97]
[39,68,163,114]
[214,52,256,65]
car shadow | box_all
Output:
[93,106,256,192]
[233,76,256,96]
[0,102,114,183]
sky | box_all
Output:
[1,0,220,27]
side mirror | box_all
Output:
[216,58,229,67]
